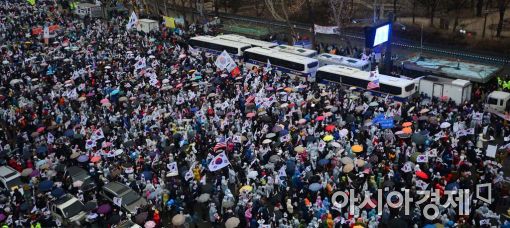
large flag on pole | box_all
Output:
[126,11,139,30]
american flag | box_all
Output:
[213,142,227,152]
[367,79,380,90]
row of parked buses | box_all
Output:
[189,34,416,101]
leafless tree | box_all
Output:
[265,0,300,42]
[496,0,510,37]
[329,0,349,35]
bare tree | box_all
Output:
[253,0,267,16]
[477,0,484,16]
[448,0,468,32]
[329,0,349,35]
[418,0,441,26]
[496,0,510,37]
[265,0,299,42]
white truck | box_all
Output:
[417,76,472,104]
[485,91,510,120]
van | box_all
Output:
[0,166,23,192]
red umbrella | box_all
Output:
[416,170,429,180]
[325,125,335,132]
[246,96,255,103]
[316,116,325,121]
[36,127,45,133]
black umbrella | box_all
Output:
[124,140,135,148]
[411,133,426,145]
[85,201,97,211]
[387,218,408,228]
[106,214,121,224]
[135,212,148,224]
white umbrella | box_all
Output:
[339,129,349,137]
[247,170,258,179]
[172,215,185,226]
[196,193,210,203]
[440,122,451,129]
[225,217,240,228]
[73,180,83,187]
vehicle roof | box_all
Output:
[318,65,415,87]
[274,45,317,55]
[67,166,87,175]
[317,53,369,67]
[245,47,318,64]
[216,34,276,48]
[0,166,19,178]
[54,194,80,208]
[190,36,252,49]
[103,182,130,195]
[489,91,510,100]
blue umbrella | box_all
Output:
[51,188,65,198]
[279,129,289,136]
[446,182,460,191]
[110,89,120,95]
[36,146,47,154]
[309,183,322,192]
[77,155,89,163]
[318,159,330,166]
[64,129,74,137]
[38,180,54,192]
[142,171,153,180]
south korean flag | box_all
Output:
[167,162,178,176]
[92,128,105,141]
[85,139,96,150]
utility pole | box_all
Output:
[383,12,394,75]
[482,10,489,38]
[305,0,316,48]
[373,0,377,23]
[420,23,423,55]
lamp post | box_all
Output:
[482,10,490,38]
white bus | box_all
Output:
[243,47,319,80]
[316,53,371,71]
[216,34,277,48]
[189,35,252,60]
[316,65,416,101]
[273,45,317,58]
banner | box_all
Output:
[314,24,338,34]
[32,25,60,35]
[163,16,176,28]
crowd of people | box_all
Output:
[1,0,510,227]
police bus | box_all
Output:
[316,53,371,71]
[316,65,416,101]
[216,34,277,48]
[189,35,252,60]
[273,45,317,58]
[244,47,319,81]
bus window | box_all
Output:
[307,62,318,69]
[341,76,368,87]
[316,71,341,83]
[488,98,498,105]
[380,84,402,95]
[405,84,414,92]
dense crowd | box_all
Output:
[1,1,510,228]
